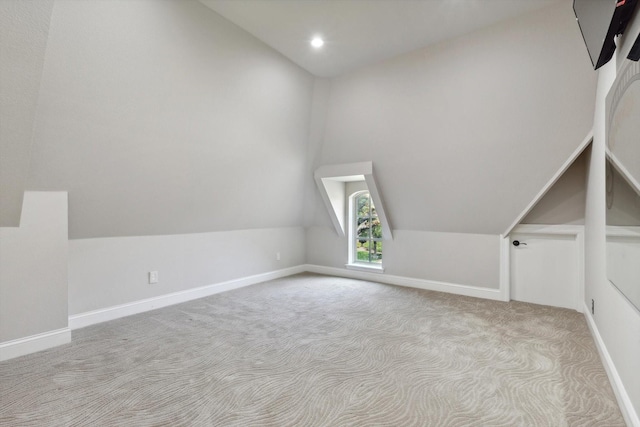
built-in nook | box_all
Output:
[506,138,591,312]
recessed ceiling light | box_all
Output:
[311,37,324,49]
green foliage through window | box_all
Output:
[353,192,382,264]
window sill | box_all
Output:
[345,263,385,274]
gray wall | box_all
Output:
[310,2,596,235]
[0,0,317,326]
[607,164,640,226]
[0,1,611,365]
[523,149,587,225]
[307,226,500,288]
[0,1,54,226]
[25,0,314,239]
[585,10,640,420]
[0,192,68,342]
[69,227,305,315]
[306,2,594,288]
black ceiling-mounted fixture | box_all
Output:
[574,0,639,69]
[628,33,640,61]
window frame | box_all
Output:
[348,190,384,271]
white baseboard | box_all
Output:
[70,264,504,332]
[304,264,503,301]
[5,265,504,362]
[584,303,640,427]
[69,265,306,330]
[0,328,71,362]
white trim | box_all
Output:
[576,230,585,313]
[69,265,306,330]
[4,265,507,361]
[499,234,510,302]
[0,328,71,362]
[584,303,640,427]
[345,263,385,273]
[503,130,593,237]
[364,170,392,240]
[315,162,373,179]
[314,161,392,240]
[305,264,502,301]
[511,224,585,235]
[510,224,585,313]
[606,225,640,238]
[70,264,502,331]
[348,190,384,266]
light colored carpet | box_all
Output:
[0,273,624,426]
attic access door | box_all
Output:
[509,226,584,312]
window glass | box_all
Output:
[353,192,382,264]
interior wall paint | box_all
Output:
[0,192,68,342]
[607,165,640,226]
[26,0,313,239]
[0,0,54,227]
[322,179,346,234]
[69,227,305,315]
[314,2,596,235]
[384,230,500,289]
[585,29,640,424]
[523,149,587,225]
[606,234,640,310]
[303,78,331,228]
[306,226,499,289]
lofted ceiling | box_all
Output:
[199,0,562,77]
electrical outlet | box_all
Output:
[276,252,281,261]
[591,299,595,315]
[149,271,159,284]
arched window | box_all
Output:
[350,191,382,264]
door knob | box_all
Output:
[513,240,527,247]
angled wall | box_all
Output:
[26,0,313,239]
[313,2,595,236]
[15,0,315,318]
[522,149,588,225]
[307,1,596,288]
[0,0,54,227]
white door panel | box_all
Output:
[510,233,580,310]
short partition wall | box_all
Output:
[0,192,70,362]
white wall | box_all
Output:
[0,0,54,226]
[25,0,314,239]
[585,15,640,422]
[69,227,305,315]
[0,192,68,342]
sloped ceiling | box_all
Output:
[25,0,314,238]
[4,0,596,239]
[0,0,54,227]
[200,0,561,77]
[311,2,597,235]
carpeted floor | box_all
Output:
[0,273,625,426]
